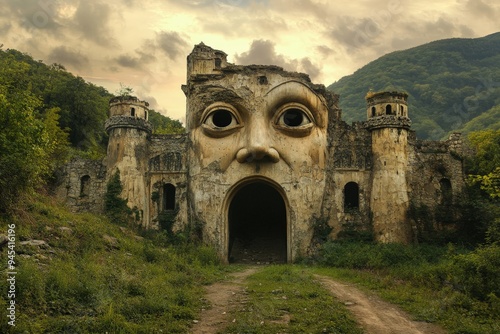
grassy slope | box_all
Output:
[0,194,230,333]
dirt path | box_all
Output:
[190,267,259,334]
[316,275,447,334]
[191,268,446,334]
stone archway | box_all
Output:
[227,181,287,264]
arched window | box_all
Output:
[163,183,176,211]
[371,106,376,117]
[130,107,135,117]
[80,175,90,197]
[439,178,452,205]
[400,105,405,116]
[385,104,392,115]
[344,182,359,211]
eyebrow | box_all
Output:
[263,80,329,127]
[195,85,243,103]
[265,80,324,101]
[189,85,246,126]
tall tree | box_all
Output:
[0,52,69,212]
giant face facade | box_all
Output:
[185,46,331,262]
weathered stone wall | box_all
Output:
[53,158,106,213]
[106,125,150,225]
[408,133,465,209]
[148,134,189,230]
[323,120,373,237]
[370,127,412,243]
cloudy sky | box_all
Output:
[1,0,499,122]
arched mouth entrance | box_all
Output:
[228,181,287,264]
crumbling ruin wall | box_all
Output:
[148,134,189,230]
[408,132,466,208]
[323,120,373,239]
[54,44,469,259]
[53,158,107,213]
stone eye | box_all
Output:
[274,104,314,137]
[277,108,311,127]
[211,109,235,127]
[281,108,310,127]
[201,105,241,137]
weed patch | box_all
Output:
[221,265,362,334]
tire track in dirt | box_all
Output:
[191,267,259,334]
[316,275,447,334]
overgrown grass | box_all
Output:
[221,265,363,334]
[0,194,230,333]
[310,241,500,334]
[3,193,499,333]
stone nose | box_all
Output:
[236,119,280,163]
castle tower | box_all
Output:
[186,42,228,79]
[366,91,412,243]
[184,43,228,132]
[105,96,152,226]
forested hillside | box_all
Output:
[0,48,183,212]
[329,32,500,139]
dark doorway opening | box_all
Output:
[163,183,176,211]
[344,182,359,211]
[439,178,452,206]
[228,182,287,264]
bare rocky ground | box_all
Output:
[191,267,447,334]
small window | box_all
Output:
[131,107,135,117]
[344,182,359,211]
[80,175,91,197]
[371,106,376,117]
[400,105,404,116]
[385,104,392,115]
[163,183,176,211]
[439,178,452,205]
[215,58,222,68]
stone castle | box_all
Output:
[55,43,466,262]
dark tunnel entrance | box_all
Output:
[228,182,287,264]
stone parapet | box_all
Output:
[364,116,411,130]
[105,116,152,134]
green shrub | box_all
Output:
[449,244,500,300]
[315,241,449,269]
[158,209,178,235]
[104,170,131,224]
[312,217,332,243]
